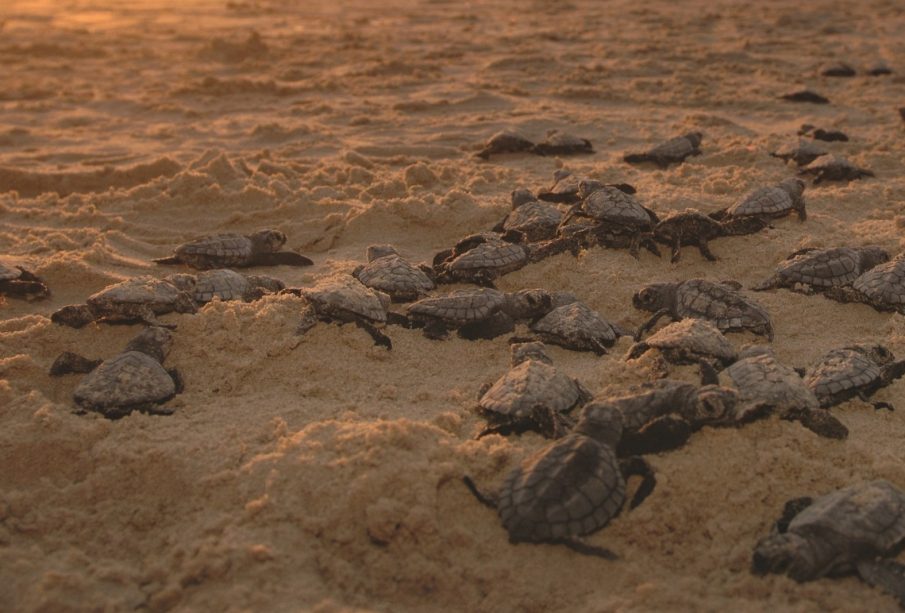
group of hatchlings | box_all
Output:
[4,101,905,606]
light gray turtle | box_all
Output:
[632,278,774,341]
[475,130,536,160]
[531,130,594,156]
[824,253,905,313]
[153,228,313,269]
[352,245,435,302]
[476,342,592,438]
[520,301,630,355]
[284,274,392,349]
[0,262,49,300]
[167,269,285,304]
[537,170,636,205]
[770,139,828,166]
[593,379,740,456]
[493,189,564,243]
[623,132,703,168]
[51,327,182,419]
[433,232,528,286]
[51,276,197,328]
[752,246,889,293]
[627,318,737,370]
[752,480,905,607]
[705,346,848,439]
[800,155,874,184]
[804,344,905,410]
[463,402,655,558]
[711,178,807,225]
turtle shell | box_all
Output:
[646,133,701,160]
[580,187,654,228]
[774,247,884,289]
[727,180,803,218]
[74,351,176,417]
[724,351,819,412]
[479,360,585,419]
[355,255,434,301]
[771,140,827,166]
[674,280,773,339]
[636,318,736,364]
[502,201,563,242]
[87,277,192,318]
[446,241,527,276]
[531,302,620,351]
[407,288,506,326]
[174,233,256,268]
[191,269,252,302]
[497,433,624,542]
[804,346,887,407]
[301,275,388,323]
[853,255,905,309]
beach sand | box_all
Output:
[2,0,905,610]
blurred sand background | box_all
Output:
[2,0,905,610]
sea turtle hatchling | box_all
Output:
[632,279,774,341]
[433,232,528,286]
[284,274,392,349]
[463,402,655,558]
[627,318,737,370]
[770,140,828,166]
[168,269,285,304]
[531,130,594,156]
[476,342,592,438]
[51,326,183,419]
[819,61,856,77]
[623,132,703,168]
[537,170,636,205]
[798,124,849,142]
[51,276,197,328]
[651,208,765,263]
[804,344,905,410]
[799,155,874,184]
[0,262,49,300]
[474,130,536,160]
[352,245,435,302]
[492,189,564,243]
[752,480,905,607]
[710,178,807,225]
[752,246,889,293]
[780,89,830,104]
[153,228,313,269]
[824,253,905,314]
[519,301,630,355]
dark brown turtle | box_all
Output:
[51,276,197,328]
[753,480,905,608]
[780,90,830,104]
[531,130,594,156]
[463,402,655,558]
[770,140,828,166]
[867,62,892,76]
[800,155,874,184]
[824,253,905,314]
[798,124,849,142]
[51,326,183,419]
[475,130,535,160]
[153,228,313,269]
[627,318,737,370]
[623,132,703,168]
[517,300,630,355]
[558,183,660,257]
[651,208,764,263]
[433,232,528,287]
[633,279,774,341]
[819,62,856,77]
[492,189,564,243]
[752,246,889,293]
[352,245,435,302]
[710,178,807,226]
[804,344,905,410]
[476,342,592,439]
[0,262,49,300]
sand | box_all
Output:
[2,0,905,610]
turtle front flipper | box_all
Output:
[252,251,314,267]
[152,256,183,266]
[856,558,905,608]
[774,496,814,533]
[138,306,176,329]
[696,238,717,262]
[751,275,779,292]
[669,236,683,263]
[462,476,498,509]
[352,317,392,350]
[619,456,656,509]
[634,309,672,341]
[617,415,693,457]
[720,216,769,236]
[791,408,849,440]
[822,285,867,305]
[49,352,102,376]
[560,539,619,560]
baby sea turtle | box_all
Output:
[520,301,630,355]
[476,342,592,438]
[493,189,564,243]
[899,107,905,122]
[433,232,528,287]
[0,262,49,300]
[824,253,905,313]
[627,318,737,370]
[475,130,536,160]
[153,228,313,269]
[770,140,828,166]
[400,287,569,340]
[780,90,830,104]
[51,327,183,419]
[559,184,660,258]
[51,276,197,328]
[752,246,889,293]
[798,124,849,142]
[800,155,874,184]
[633,279,774,341]
[868,62,893,76]
[168,269,285,303]
[752,480,905,607]
[804,344,905,410]
[284,274,392,349]
[352,245,435,302]
[651,208,763,263]
[537,171,636,205]
[531,130,594,156]
[819,62,856,77]
[594,379,740,456]
[710,178,807,225]
[463,402,655,558]
[623,132,703,168]
[706,346,848,439]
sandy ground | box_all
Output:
[2,0,905,610]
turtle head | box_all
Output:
[574,402,624,448]
[509,341,551,366]
[510,188,536,209]
[846,343,895,366]
[246,275,286,295]
[164,273,197,294]
[751,532,815,581]
[502,288,555,320]
[124,326,173,363]
[691,385,740,425]
[366,244,399,262]
[51,304,95,328]
[778,178,806,201]
[858,246,890,271]
[685,132,704,148]
[249,229,287,254]
[632,283,674,313]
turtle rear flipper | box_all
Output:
[252,251,314,267]
[856,558,905,608]
[560,538,619,560]
[50,352,102,376]
[462,476,498,509]
[153,256,182,266]
[617,414,693,457]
